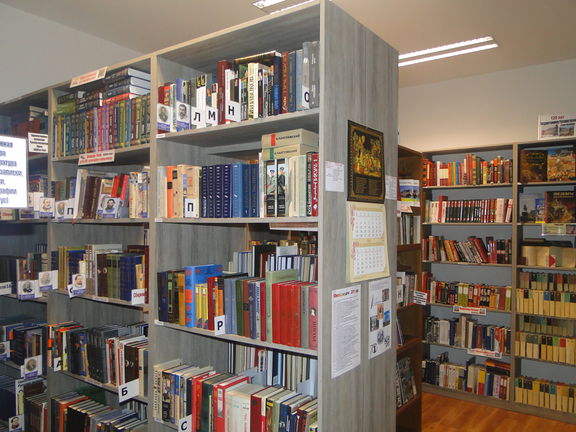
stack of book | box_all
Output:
[55,244,149,302]
[421,273,512,311]
[0,375,46,431]
[0,318,47,375]
[422,154,513,186]
[520,239,576,268]
[423,353,510,400]
[0,246,52,295]
[396,357,417,408]
[53,67,151,157]
[157,266,318,350]
[520,146,575,183]
[424,197,513,223]
[157,42,320,134]
[515,376,576,413]
[51,392,147,431]
[424,315,511,354]
[0,105,48,137]
[397,212,421,245]
[47,322,148,393]
[396,271,417,308]
[515,332,576,364]
[153,360,318,431]
[422,235,512,264]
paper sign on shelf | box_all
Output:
[205,107,218,126]
[20,355,42,379]
[0,135,28,209]
[190,107,206,128]
[214,316,226,335]
[78,150,115,166]
[0,281,12,296]
[325,161,345,192]
[466,348,502,359]
[28,133,49,153]
[17,280,40,300]
[385,175,397,201]
[178,415,193,432]
[452,305,487,316]
[0,341,9,360]
[8,414,23,432]
[118,378,140,403]
[70,67,107,87]
[38,270,57,292]
[131,289,146,305]
[413,291,427,306]
[52,357,62,372]
[226,102,241,123]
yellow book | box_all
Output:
[546,335,554,361]
[201,282,208,329]
[563,292,571,318]
[540,335,548,361]
[538,290,544,315]
[195,283,202,328]
[515,377,523,403]
[560,384,569,412]
[539,381,545,408]
[544,383,550,409]
[553,336,560,363]
[550,383,557,411]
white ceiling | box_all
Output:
[2,0,576,88]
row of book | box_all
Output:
[521,241,576,268]
[516,288,576,318]
[519,146,575,183]
[424,197,513,223]
[518,270,576,292]
[519,190,575,224]
[422,235,512,264]
[422,353,511,400]
[0,317,46,375]
[52,391,147,432]
[157,42,320,135]
[47,321,148,393]
[517,315,575,337]
[424,315,511,355]
[396,271,417,308]
[153,359,318,432]
[0,248,49,293]
[228,345,318,395]
[515,376,576,413]
[395,357,417,409]
[515,331,576,365]
[397,212,420,245]
[53,168,150,220]
[422,154,513,186]
[0,105,48,138]
[0,374,46,432]
[54,67,152,157]
[157,267,318,350]
[55,244,149,302]
[421,273,512,311]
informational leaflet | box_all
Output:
[331,285,361,379]
[0,135,28,208]
[346,202,389,282]
[368,278,392,359]
[538,114,576,140]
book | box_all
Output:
[184,265,223,328]
[520,149,547,183]
[545,190,575,223]
[547,146,576,182]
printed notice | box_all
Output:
[0,136,28,208]
[385,175,397,201]
[538,114,576,140]
[331,285,361,378]
[28,133,49,153]
[368,278,392,359]
[70,67,107,87]
[78,150,115,165]
[346,202,389,282]
[325,161,345,192]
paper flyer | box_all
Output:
[368,278,392,359]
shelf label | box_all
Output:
[184,199,199,218]
[452,306,487,316]
[52,357,62,372]
[466,348,502,359]
[70,66,107,87]
[178,415,193,432]
[214,315,226,335]
[413,291,427,306]
[154,319,164,326]
[78,150,115,166]
[0,341,10,360]
[190,107,206,128]
[157,134,166,139]
[17,280,40,300]
[20,355,42,379]
[28,133,48,153]
[226,101,241,123]
[67,273,86,297]
[0,135,28,209]
[0,281,12,296]
[206,107,218,127]
[38,270,57,292]
[8,414,23,432]
[118,378,139,403]
[131,289,146,305]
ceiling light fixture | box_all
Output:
[252,0,286,9]
[399,36,498,67]
[253,0,316,14]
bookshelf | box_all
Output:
[0,1,399,431]
[396,146,423,432]
[420,139,576,424]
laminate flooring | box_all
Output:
[422,392,576,432]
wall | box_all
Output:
[399,58,576,151]
[0,3,142,103]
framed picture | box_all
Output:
[347,120,385,203]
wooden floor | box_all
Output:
[422,392,576,432]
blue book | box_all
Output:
[249,163,259,217]
[201,166,208,218]
[272,55,282,115]
[231,163,243,218]
[242,164,251,217]
[214,164,223,218]
[222,164,232,218]
[157,271,169,322]
[184,264,222,328]
[207,166,216,218]
[224,277,238,334]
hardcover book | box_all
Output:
[547,146,576,182]
[545,190,576,223]
[520,149,547,183]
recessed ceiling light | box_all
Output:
[253,0,316,14]
[252,0,286,9]
[399,36,498,67]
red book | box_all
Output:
[212,375,249,432]
[291,282,303,347]
[217,60,232,125]
[207,276,216,330]
[308,284,318,350]
[193,372,220,431]
[166,166,176,218]
[259,281,267,341]
[438,195,447,223]
[280,281,292,345]
[272,282,282,344]
[311,153,319,216]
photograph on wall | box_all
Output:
[347,121,385,203]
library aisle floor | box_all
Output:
[422,392,576,432]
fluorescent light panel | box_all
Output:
[252,0,286,9]
[399,43,498,67]
[253,0,316,14]
[399,36,494,60]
